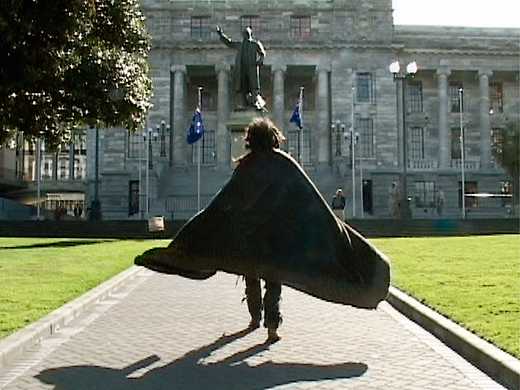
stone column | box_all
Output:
[272,64,286,131]
[437,67,451,169]
[171,65,187,165]
[316,65,330,164]
[216,63,230,165]
[169,70,175,166]
[68,141,75,180]
[52,151,58,180]
[479,69,493,169]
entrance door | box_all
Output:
[362,180,373,215]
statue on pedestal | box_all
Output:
[216,25,267,111]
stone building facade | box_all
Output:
[88,0,520,220]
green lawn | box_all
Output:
[0,238,168,340]
[1,236,519,360]
[372,234,520,358]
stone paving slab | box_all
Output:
[0,270,507,389]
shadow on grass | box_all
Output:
[0,240,116,250]
[36,328,367,389]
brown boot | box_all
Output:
[248,319,260,331]
[266,328,281,343]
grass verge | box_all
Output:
[372,234,520,359]
[0,238,168,340]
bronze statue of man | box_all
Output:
[216,25,266,110]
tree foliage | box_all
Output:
[0,0,152,146]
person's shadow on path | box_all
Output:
[36,328,368,389]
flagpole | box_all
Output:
[197,86,202,212]
[298,87,304,166]
[459,87,466,220]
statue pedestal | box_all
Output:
[227,109,269,161]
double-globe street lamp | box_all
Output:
[389,60,418,219]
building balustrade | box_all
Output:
[407,159,438,170]
[450,159,481,170]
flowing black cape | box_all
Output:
[136,150,390,309]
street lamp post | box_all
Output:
[144,127,158,219]
[389,60,418,220]
[459,88,466,219]
[36,137,42,220]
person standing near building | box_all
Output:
[331,188,346,221]
[436,188,445,217]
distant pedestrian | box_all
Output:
[436,189,445,216]
[331,188,346,221]
[389,182,400,218]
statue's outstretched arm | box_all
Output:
[216,25,238,48]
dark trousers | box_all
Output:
[245,277,281,329]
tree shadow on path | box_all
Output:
[0,239,115,250]
[36,328,368,389]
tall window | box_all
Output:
[287,129,311,164]
[491,128,504,162]
[356,73,374,103]
[290,16,311,40]
[459,181,478,209]
[356,117,374,158]
[407,80,423,113]
[241,15,260,33]
[192,129,216,165]
[151,15,172,35]
[159,123,167,157]
[490,82,504,113]
[449,81,463,112]
[191,16,210,39]
[414,181,435,208]
[129,180,139,216]
[128,131,142,158]
[450,127,465,159]
[409,127,425,160]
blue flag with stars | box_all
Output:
[187,109,204,144]
[289,102,302,129]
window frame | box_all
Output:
[356,72,375,104]
[449,81,464,113]
[290,15,311,40]
[240,15,261,34]
[192,129,216,165]
[409,127,425,160]
[191,16,210,40]
[407,80,423,113]
[489,82,504,113]
[128,180,140,216]
[414,181,436,208]
[356,117,375,158]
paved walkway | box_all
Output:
[0,269,506,389]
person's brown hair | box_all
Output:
[244,117,285,152]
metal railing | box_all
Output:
[408,159,438,170]
[165,195,214,215]
[450,159,480,170]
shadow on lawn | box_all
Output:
[0,240,116,250]
[36,328,368,389]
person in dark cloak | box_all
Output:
[238,118,286,342]
[135,119,390,343]
[216,25,266,110]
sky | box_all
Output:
[392,0,520,28]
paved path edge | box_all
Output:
[0,265,142,370]
[387,286,520,390]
